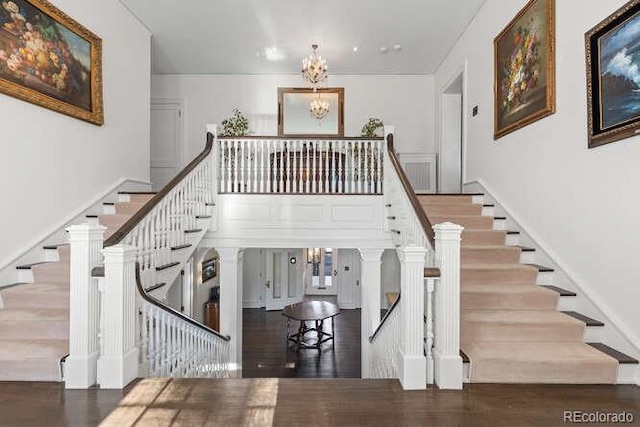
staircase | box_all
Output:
[419,193,638,384]
[0,192,154,381]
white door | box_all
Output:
[150,100,183,191]
[265,250,302,311]
[305,248,338,296]
[336,249,357,309]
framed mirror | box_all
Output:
[278,87,344,137]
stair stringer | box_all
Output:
[0,179,151,295]
[464,179,640,384]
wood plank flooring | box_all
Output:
[242,307,361,378]
[1,379,638,426]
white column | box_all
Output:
[218,247,244,370]
[433,222,464,390]
[65,223,106,389]
[398,246,427,390]
[97,245,139,389]
[357,248,384,378]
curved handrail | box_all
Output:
[386,134,435,246]
[104,132,214,247]
[369,294,401,343]
[135,262,230,342]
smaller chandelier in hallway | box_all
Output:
[310,93,330,121]
[301,44,328,87]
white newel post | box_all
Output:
[65,223,106,389]
[97,245,139,389]
[433,222,464,390]
[358,248,384,378]
[219,247,244,371]
[398,246,427,390]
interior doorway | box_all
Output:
[150,99,184,191]
[439,63,467,193]
[304,248,338,296]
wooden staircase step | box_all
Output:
[429,215,494,230]
[16,262,48,270]
[171,243,193,251]
[587,343,639,364]
[144,282,167,292]
[0,339,67,381]
[185,229,203,234]
[156,262,180,271]
[461,264,539,285]
[541,285,577,297]
[562,311,605,327]
[526,263,554,273]
[461,310,586,342]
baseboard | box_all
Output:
[243,300,263,309]
[0,178,151,283]
[464,179,640,358]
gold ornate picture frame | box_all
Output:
[494,0,555,139]
[0,0,103,125]
[586,0,640,148]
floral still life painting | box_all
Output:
[494,0,555,139]
[586,0,640,148]
[0,0,103,124]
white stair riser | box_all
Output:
[617,364,639,385]
[102,204,116,214]
[557,296,577,311]
[518,251,536,264]
[493,218,506,231]
[17,270,33,282]
[536,271,553,286]
[505,234,519,245]
[481,206,494,216]
[471,195,484,205]
[584,326,603,343]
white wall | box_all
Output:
[150,74,435,160]
[0,0,151,267]
[435,0,640,350]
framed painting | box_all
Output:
[0,0,103,125]
[278,87,344,137]
[586,0,640,148]
[494,0,555,139]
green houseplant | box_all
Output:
[361,117,384,138]
[221,109,250,137]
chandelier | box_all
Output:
[301,44,328,87]
[310,93,330,121]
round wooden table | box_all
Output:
[282,301,341,350]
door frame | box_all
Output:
[150,98,185,188]
[438,61,468,192]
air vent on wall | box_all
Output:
[397,153,437,193]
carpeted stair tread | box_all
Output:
[460,230,507,245]
[416,195,475,204]
[461,310,585,342]
[0,338,67,360]
[115,201,149,215]
[421,203,482,216]
[462,341,618,383]
[461,284,558,310]
[0,308,68,339]
[31,262,70,284]
[0,307,68,322]
[428,215,494,230]
[461,263,539,285]
[461,245,521,264]
[1,283,69,308]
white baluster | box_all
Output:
[425,276,436,384]
[260,140,265,193]
[252,140,258,193]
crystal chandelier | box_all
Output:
[301,44,328,87]
[310,93,330,121]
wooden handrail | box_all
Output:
[135,263,230,342]
[104,132,214,247]
[386,134,435,246]
[218,135,384,141]
[369,293,401,343]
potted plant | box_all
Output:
[221,108,250,137]
[361,117,384,138]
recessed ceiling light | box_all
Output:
[353,46,359,52]
[379,46,389,54]
[393,44,402,52]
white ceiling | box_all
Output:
[120,0,486,75]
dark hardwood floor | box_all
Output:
[2,379,638,426]
[242,304,361,378]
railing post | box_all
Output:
[98,244,139,389]
[398,245,427,390]
[218,247,244,371]
[433,222,464,389]
[65,223,105,389]
[358,248,384,378]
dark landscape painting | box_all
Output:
[598,10,640,130]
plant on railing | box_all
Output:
[221,109,250,137]
[361,117,384,138]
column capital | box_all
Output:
[357,248,384,263]
[433,222,464,241]
[217,247,244,262]
[67,223,107,241]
